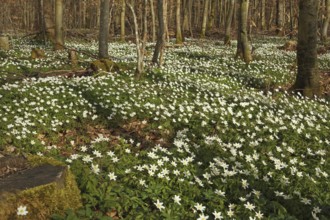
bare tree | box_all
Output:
[292,0,321,97]
[224,0,235,45]
[120,0,126,42]
[55,0,64,50]
[127,0,148,76]
[200,0,209,38]
[236,0,252,63]
[176,0,183,44]
[152,0,166,66]
[321,0,330,42]
[99,0,110,59]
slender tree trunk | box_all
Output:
[164,0,169,42]
[261,0,266,30]
[99,0,110,59]
[293,0,321,97]
[276,0,284,35]
[224,0,235,45]
[322,0,330,42]
[176,0,183,44]
[150,0,156,42]
[236,0,252,63]
[152,0,166,66]
[43,0,55,43]
[127,0,148,76]
[55,0,64,50]
[120,0,126,41]
[201,0,209,38]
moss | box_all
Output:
[90,59,120,73]
[0,156,82,220]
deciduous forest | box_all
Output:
[0,0,329,219]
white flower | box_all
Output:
[244,202,255,211]
[255,210,264,219]
[154,199,165,211]
[17,205,28,216]
[108,172,117,181]
[173,195,181,205]
[197,213,209,220]
[91,164,100,174]
[213,210,223,219]
[194,203,206,212]
[227,209,234,217]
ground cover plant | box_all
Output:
[0,37,329,219]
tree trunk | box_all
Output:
[321,0,330,42]
[120,0,126,41]
[224,0,235,45]
[276,0,284,35]
[292,0,321,97]
[236,0,252,63]
[127,0,148,77]
[176,0,183,44]
[99,0,110,59]
[261,0,266,30]
[201,0,209,38]
[43,0,55,43]
[152,0,166,66]
[150,0,156,42]
[55,0,64,50]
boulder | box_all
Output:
[0,155,81,219]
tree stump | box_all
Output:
[0,36,9,51]
[31,48,45,59]
[68,50,78,68]
[0,155,81,219]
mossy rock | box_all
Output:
[90,59,120,73]
[31,48,45,59]
[0,155,82,220]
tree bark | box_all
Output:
[201,0,209,38]
[152,0,166,66]
[321,0,330,42]
[150,0,156,42]
[224,0,235,45]
[120,0,126,42]
[43,0,55,43]
[176,0,183,44]
[55,0,64,50]
[276,0,284,35]
[99,0,110,59]
[292,0,321,97]
[261,0,266,30]
[236,0,252,63]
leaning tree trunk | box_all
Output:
[176,0,183,44]
[54,0,64,50]
[321,0,330,42]
[236,0,252,63]
[200,0,209,38]
[292,0,321,97]
[152,0,166,66]
[99,0,110,59]
[224,0,235,45]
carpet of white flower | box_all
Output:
[0,38,329,219]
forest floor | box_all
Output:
[0,37,329,219]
